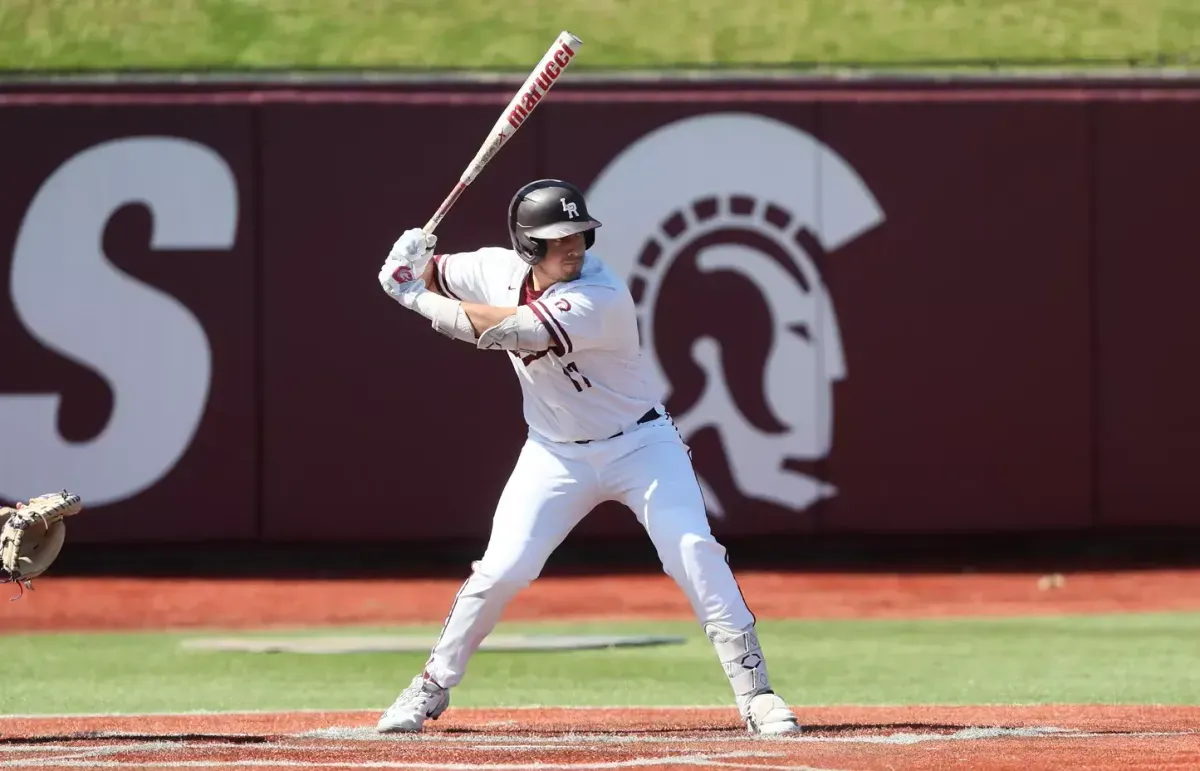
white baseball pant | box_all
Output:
[423,416,755,688]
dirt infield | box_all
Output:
[8,568,1200,631]
[2,706,1197,770]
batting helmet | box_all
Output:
[507,179,602,265]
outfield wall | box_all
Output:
[1,79,1198,544]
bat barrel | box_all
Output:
[423,31,584,235]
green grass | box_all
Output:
[0,0,1196,72]
[2,613,1198,714]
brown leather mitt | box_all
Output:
[0,490,83,594]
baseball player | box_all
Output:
[374,179,801,736]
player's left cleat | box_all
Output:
[744,691,802,735]
[376,673,450,733]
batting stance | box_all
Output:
[375,179,801,735]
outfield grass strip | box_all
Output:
[1,0,1197,71]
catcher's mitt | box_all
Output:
[0,490,83,596]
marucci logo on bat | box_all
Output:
[506,41,577,130]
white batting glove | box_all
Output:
[379,228,437,305]
[378,258,424,305]
[391,228,437,273]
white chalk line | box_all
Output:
[466,744,580,750]
[0,741,194,764]
[4,726,1196,753]
[295,725,1199,745]
[701,765,846,771]
[0,706,735,719]
[1,742,267,754]
[0,750,834,770]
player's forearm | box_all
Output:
[461,303,518,336]
[391,283,541,352]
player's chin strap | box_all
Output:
[705,622,774,716]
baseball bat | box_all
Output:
[422,30,584,236]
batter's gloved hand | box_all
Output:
[379,228,437,305]
[0,490,84,597]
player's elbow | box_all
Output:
[420,261,444,296]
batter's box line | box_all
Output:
[0,706,749,720]
[0,740,207,764]
[0,741,270,754]
[0,750,849,770]
[295,728,783,744]
[292,725,1200,746]
[0,732,277,746]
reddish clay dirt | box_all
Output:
[6,568,1200,631]
[2,706,1197,770]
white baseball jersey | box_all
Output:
[431,246,663,443]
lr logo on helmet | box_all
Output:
[561,198,579,219]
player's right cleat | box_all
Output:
[744,691,802,735]
[376,673,450,733]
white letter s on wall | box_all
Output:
[0,137,238,506]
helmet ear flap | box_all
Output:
[508,185,544,265]
[584,229,596,250]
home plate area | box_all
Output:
[2,706,1197,771]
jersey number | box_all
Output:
[562,362,593,392]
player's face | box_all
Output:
[539,233,586,283]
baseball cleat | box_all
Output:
[376,673,450,733]
[744,691,802,735]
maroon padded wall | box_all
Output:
[0,82,1196,544]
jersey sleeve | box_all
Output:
[429,248,493,304]
[527,288,616,355]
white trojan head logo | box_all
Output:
[586,112,884,518]
[561,198,579,219]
